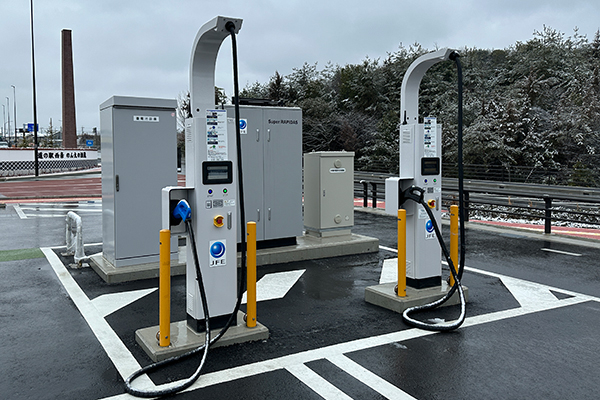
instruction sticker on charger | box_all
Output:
[206,109,228,161]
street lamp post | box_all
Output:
[30,0,39,176]
[6,97,10,144]
[2,104,5,138]
[11,85,16,146]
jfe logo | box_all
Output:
[209,240,226,267]
[425,220,436,240]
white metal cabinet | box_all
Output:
[100,96,177,267]
[226,105,303,244]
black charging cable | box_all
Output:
[401,52,467,332]
[124,21,247,397]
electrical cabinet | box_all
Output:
[100,96,177,267]
[303,151,354,236]
[224,104,303,245]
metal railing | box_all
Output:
[354,172,600,234]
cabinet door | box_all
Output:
[113,108,177,259]
[236,107,265,241]
[263,108,303,240]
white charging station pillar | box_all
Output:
[385,49,454,289]
[184,16,242,332]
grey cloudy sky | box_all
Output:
[1,0,599,135]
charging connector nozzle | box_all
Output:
[173,199,192,222]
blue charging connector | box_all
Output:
[173,199,192,222]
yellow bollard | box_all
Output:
[449,205,459,287]
[246,222,257,328]
[159,229,171,347]
[397,209,407,297]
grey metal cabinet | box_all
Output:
[225,105,303,244]
[100,96,177,267]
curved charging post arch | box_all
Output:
[400,48,454,125]
[189,16,242,116]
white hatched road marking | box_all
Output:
[286,363,354,400]
[328,354,417,399]
[242,269,305,303]
[42,245,600,400]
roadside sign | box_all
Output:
[86,140,94,147]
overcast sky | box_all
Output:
[1,0,599,136]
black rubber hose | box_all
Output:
[401,51,466,332]
[124,21,248,397]
[124,220,211,397]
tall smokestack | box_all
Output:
[61,29,77,149]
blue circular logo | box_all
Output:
[210,241,226,258]
[239,119,247,130]
[425,220,434,233]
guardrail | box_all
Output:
[354,172,600,234]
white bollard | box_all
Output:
[65,211,86,264]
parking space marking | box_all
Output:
[242,269,305,304]
[541,248,582,257]
[13,204,27,219]
[328,354,417,400]
[41,248,155,391]
[46,241,599,400]
[286,363,354,400]
[91,288,157,318]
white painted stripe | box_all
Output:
[242,269,305,304]
[40,248,155,390]
[541,248,582,257]
[380,258,398,284]
[20,207,102,212]
[91,288,157,318]
[12,204,27,219]
[99,290,597,400]
[379,245,398,253]
[328,354,417,400]
[286,363,353,400]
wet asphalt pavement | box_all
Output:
[1,203,600,399]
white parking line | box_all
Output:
[541,248,582,257]
[13,204,27,219]
[43,243,599,400]
[328,354,417,399]
[286,363,353,400]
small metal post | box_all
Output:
[397,209,406,297]
[159,229,171,347]
[371,182,378,208]
[544,195,552,234]
[449,205,458,287]
[360,180,368,207]
[246,221,257,328]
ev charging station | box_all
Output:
[385,48,453,288]
[164,16,242,333]
[366,48,467,330]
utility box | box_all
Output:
[100,96,177,267]
[303,151,354,237]
[224,104,303,247]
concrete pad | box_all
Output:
[90,233,379,284]
[89,253,186,284]
[135,312,269,362]
[365,282,468,314]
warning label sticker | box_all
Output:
[424,117,437,157]
[206,109,228,161]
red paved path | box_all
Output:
[1,174,598,241]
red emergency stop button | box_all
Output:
[214,215,225,227]
[427,199,436,209]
